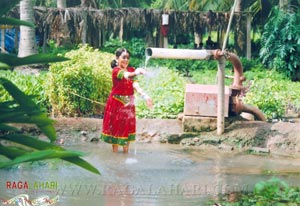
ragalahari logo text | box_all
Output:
[0,194,59,206]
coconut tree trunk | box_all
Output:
[18,0,37,57]
[57,0,67,8]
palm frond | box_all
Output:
[0,0,100,175]
[0,17,35,27]
[0,53,69,69]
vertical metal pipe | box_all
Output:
[217,56,226,135]
[246,14,252,60]
[218,0,238,135]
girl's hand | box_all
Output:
[135,68,146,75]
[146,98,153,109]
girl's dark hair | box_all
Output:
[110,59,118,69]
[110,48,130,69]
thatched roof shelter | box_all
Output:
[9,7,248,55]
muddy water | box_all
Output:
[1,142,300,206]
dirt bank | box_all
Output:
[52,117,300,158]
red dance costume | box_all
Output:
[101,66,136,146]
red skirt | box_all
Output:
[101,94,136,146]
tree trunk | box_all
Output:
[234,0,247,57]
[80,9,88,45]
[18,0,37,57]
[57,0,67,8]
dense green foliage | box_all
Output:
[243,69,300,120]
[260,6,300,81]
[212,177,300,206]
[1,40,300,120]
[46,45,113,117]
[137,67,186,118]
[102,37,146,67]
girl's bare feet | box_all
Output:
[112,145,118,153]
[123,143,130,153]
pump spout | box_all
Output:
[145,47,213,60]
[213,49,246,90]
[237,102,266,121]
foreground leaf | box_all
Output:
[0,123,19,132]
[0,144,30,159]
[0,149,85,168]
[0,78,56,142]
[0,17,35,28]
[0,134,101,174]
[0,53,69,69]
[0,61,9,69]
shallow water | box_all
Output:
[1,142,300,206]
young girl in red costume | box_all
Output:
[101,48,153,153]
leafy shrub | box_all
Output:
[260,6,300,81]
[45,45,113,117]
[136,67,186,118]
[210,178,300,206]
[243,70,300,120]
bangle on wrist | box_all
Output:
[124,71,130,79]
[134,70,140,75]
[141,94,150,100]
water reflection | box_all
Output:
[0,142,300,206]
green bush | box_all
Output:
[136,67,186,118]
[260,6,300,81]
[45,45,113,116]
[243,69,300,120]
[209,178,300,206]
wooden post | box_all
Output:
[163,37,168,48]
[246,13,252,60]
[81,9,88,45]
[217,56,226,135]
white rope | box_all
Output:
[69,90,106,106]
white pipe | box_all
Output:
[145,48,213,60]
